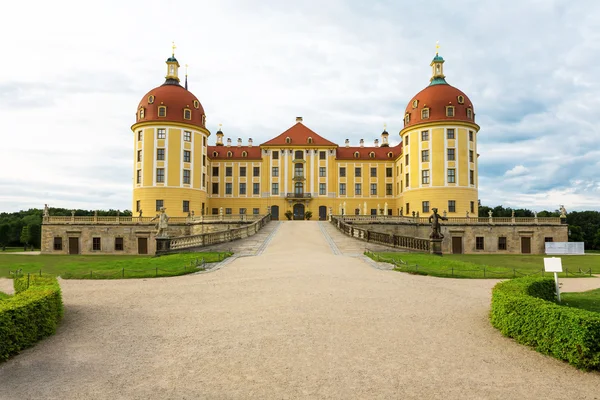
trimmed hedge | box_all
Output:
[491,277,600,370]
[0,275,64,361]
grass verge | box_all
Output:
[367,252,600,279]
[0,252,231,279]
[562,289,600,313]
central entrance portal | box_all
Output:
[293,203,305,220]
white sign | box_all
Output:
[544,257,563,273]
[545,242,585,255]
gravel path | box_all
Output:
[1,221,599,399]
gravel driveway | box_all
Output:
[1,221,599,399]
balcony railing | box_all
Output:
[286,193,312,199]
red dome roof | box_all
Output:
[403,83,475,129]
[135,84,206,128]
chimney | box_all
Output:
[359,139,364,148]
[374,139,379,147]
[248,138,253,147]
[345,139,350,148]
[227,138,231,147]
[237,138,242,147]
[296,116,303,123]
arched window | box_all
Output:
[405,113,410,124]
[307,137,313,144]
[286,137,291,144]
[184,109,191,120]
[294,163,303,177]
[294,150,303,160]
[158,106,167,117]
[369,152,375,159]
[387,152,394,158]
[139,107,145,119]
[212,151,218,157]
[467,108,473,119]
[354,152,360,158]
[242,151,247,158]
[227,151,232,158]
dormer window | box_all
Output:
[387,152,393,158]
[457,95,464,104]
[242,151,247,158]
[227,151,232,158]
[354,152,360,159]
[139,107,145,119]
[184,109,191,120]
[307,137,313,144]
[405,113,410,124]
[158,106,167,117]
[212,151,218,157]
[285,137,291,144]
[412,99,418,108]
[193,100,200,109]
[446,106,455,117]
[148,95,155,104]
[421,108,429,119]
[369,152,375,159]
[467,108,473,119]
[202,115,206,125]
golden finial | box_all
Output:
[435,40,440,55]
[185,64,188,76]
[172,41,177,56]
[383,123,387,130]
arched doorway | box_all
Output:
[319,205,327,220]
[271,205,279,221]
[293,203,305,220]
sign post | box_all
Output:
[544,257,563,303]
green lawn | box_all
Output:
[0,247,40,253]
[0,291,10,300]
[0,252,230,279]
[368,252,600,279]
[562,289,600,313]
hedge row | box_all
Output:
[490,277,600,370]
[0,275,64,361]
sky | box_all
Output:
[1,0,599,212]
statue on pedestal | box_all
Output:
[429,208,448,239]
[138,209,143,217]
[560,205,567,217]
[152,207,170,238]
[43,204,49,218]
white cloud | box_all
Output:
[504,165,529,177]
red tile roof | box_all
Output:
[260,122,337,147]
[336,143,402,160]
[207,146,262,160]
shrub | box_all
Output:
[490,277,600,370]
[0,275,63,361]
[284,210,293,220]
[305,211,313,220]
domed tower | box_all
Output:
[399,50,480,217]
[131,48,210,217]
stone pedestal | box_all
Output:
[430,239,443,255]
[156,237,171,254]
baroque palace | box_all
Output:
[41,48,567,255]
[132,48,478,221]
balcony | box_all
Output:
[286,193,312,199]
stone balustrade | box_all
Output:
[335,215,563,225]
[44,214,262,225]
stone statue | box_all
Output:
[416,211,419,218]
[443,210,447,218]
[533,211,537,218]
[560,205,567,217]
[488,210,493,218]
[466,211,469,218]
[151,207,170,237]
[43,204,49,217]
[511,210,515,218]
[138,209,143,217]
[429,208,448,239]
[191,210,195,217]
[400,207,403,216]
[94,210,98,217]
[71,210,76,217]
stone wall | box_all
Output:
[347,221,568,254]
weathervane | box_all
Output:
[383,123,387,130]
[436,40,440,55]
[172,41,176,56]
[185,64,188,75]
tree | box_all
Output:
[20,225,31,246]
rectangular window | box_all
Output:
[470,170,475,185]
[226,167,232,177]
[253,208,260,215]
[370,167,377,177]
[212,182,219,194]
[319,167,326,177]
[421,150,429,162]
[421,170,430,184]
[448,200,456,213]
[212,166,219,176]
[225,208,232,215]
[447,129,455,139]
[476,237,485,250]
[137,131,142,141]
[253,182,260,195]
[355,167,361,177]
[319,151,326,160]
[202,173,206,188]
[469,131,474,141]
[545,237,554,243]
[212,208,218,215]
[498,237,507,250]
[225,183,232,195]
[406,203,410,214]
[272,183,279,195]
[158,107,166,117]
[370,183,377,195]
[422,201,430,213]
[355,183,362,195]
[183,150,191,163]
[137,150,142,162]
[53,237,62,251]
[157,148,165,160]
[253,166,260,177]
[268,166,277,177]
[156,199,163,211]
[136,170,141,184]
[339,183,346,195]
[272,151,279,160]
[92,237,101,251]
[421,109,429,119]
[239,183,246,195]
[470,201,475,214]
[156,168,165,183]
[421,130,429,141]
[240,167,246,177]
[183,131,191,141]
[340,167,346,177]
[447,148,455,161]
[182,169,191,184]
[136,200,140,212]
[240,208,247,215]
[405,135,409,145]
[446,107,455,117]
[203,137,206,146]
[405,173,409,187]
[386,183,392,195]
[157,128,166,139]
[203,155,206,166]
[182,200,190,212]
[386,167,392,178]
[469,150,474,163]
[405,154,409,165]
[447,169,456,183]
[319,183,326,195]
